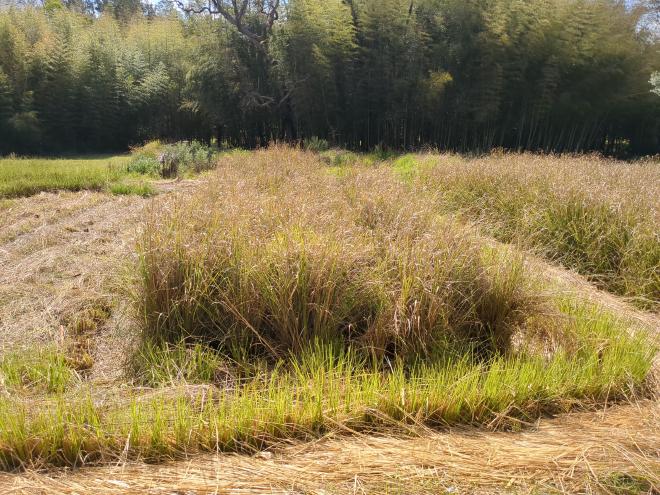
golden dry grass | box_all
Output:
[0,181,198,376]
[0,401,657,494]
[0,192,143,352]
[406,152,660,309]
[138,147,546,358]
[0,148,657,493]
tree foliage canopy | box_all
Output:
[0,0,658,154]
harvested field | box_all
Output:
[0,402,657,494]
[0,148,657,493]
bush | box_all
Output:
[304,136,329,153]
[158,141,217,178]
[127,140,217,178]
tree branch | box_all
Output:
[176,0,282,53]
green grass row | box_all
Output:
[0,301,654,470]
[0,155,155,199]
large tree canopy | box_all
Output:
[0,0,659,154]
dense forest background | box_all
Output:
[1,0,659,155]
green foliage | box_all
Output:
[0,69,12,129]
[0,310,654,469]
[0,2,658,154]
[273,0,357,141]
[303,136,329,152]
[158,140,217,177]
[0,140,214,199]
[132,340,228,385]
[0,10,189,154]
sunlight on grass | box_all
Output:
[0,304,653,470]
[0,148,655,473]
[0,155,132,198]
[392,153,659,309]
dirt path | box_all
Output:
[0,401,657,494]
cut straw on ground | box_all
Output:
[0,401,657,494]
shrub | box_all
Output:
[127,141,217,178]
[304,136,329,152]
[371,143,398,161]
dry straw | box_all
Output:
[1,401,657,494]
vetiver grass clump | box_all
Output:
[138,147,538,360]
[404,153,660,310]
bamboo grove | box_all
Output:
[1,0,659,155]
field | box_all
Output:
[0,147,658,494]
[0,155,157,199]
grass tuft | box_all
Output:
[0,348,76,394]
[137,147,541,361]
